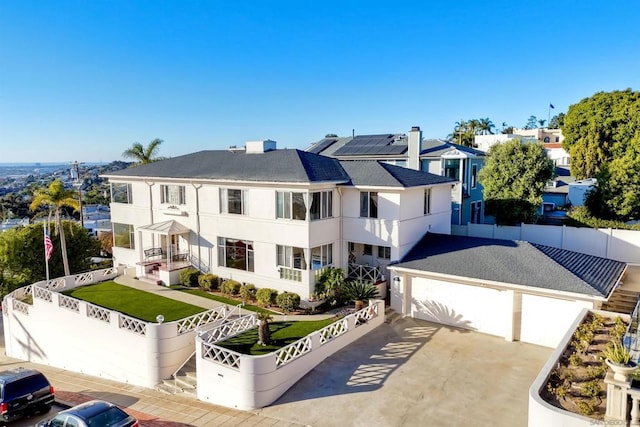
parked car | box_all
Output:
[37,399,139,427]
[0,367,55,422]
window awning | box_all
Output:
[137,220,190,235]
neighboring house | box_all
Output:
[542,167,595,219]
[474,133,537,152]
[475,129,567,165]
[544,142,570,167]
[514,127,564,144]
[419,139,485,225]
[387,233,627,348]
[307,127,485,225]
[102,141,455,298]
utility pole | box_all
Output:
[71,161,84,229]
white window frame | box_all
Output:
[424,188,431,215]
[311,244,333,270]
[276,191,306,220]
[161,185,186,205]
[220,188,247,215]
[310,190,333,220]
[111,183,132,204]
[360,191,378,218]
[471,164,478,189]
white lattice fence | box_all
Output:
[12,299,30,315]
[58,294,80,312]
[177,307,226,334]
[44,278,66,291]
[33,286,53,303]
[119,314,147,335]
[202,344,241,369]
[203,314,259,343]
[318,318,349,344]
[86,303,111,323]
[275,337,312,367]
[74,272,94,286]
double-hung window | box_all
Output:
[276,191,306,220]
[161,185,186,205]
[111,183,132,204]
[220,188,247,214]
[310,191,333,220]
[359,191,378,218]
[471,164,478,189]
[378,246,391,259]
[218,237,254,271]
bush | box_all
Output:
[276,292,301,313]
[256,288,278,307]
[239,283,256,303]
[179,268,200,287]
[220,280,241,295]
[198,274,219,291]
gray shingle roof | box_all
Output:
[104,149,351,183]
[392,233,626,298]
[421,139,486,157]
[339,161,456,187]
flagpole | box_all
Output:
[45,222,50,283]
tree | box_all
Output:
[122,138,164,165]
[524,115,538,130]
[562,89,640,179]
[478,139,555,225]
[548,113,565,129]
[0,222,99,292]
[257,310,273,346]
[538,119,546,128]
[30,179,80,276]
[478,118,495,135]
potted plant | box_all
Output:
[602,339,637,382]
[342,280,380,311]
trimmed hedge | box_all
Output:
[179,268,200,287]
[198,273,219,291]
[220,279,241,295]
[239,283,257,302]
[256,288,278,307]
[276,291,301,313]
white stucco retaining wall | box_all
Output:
[528,309,630,426]
[2,269,222,389]
[196,300,385,410]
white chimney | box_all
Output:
[407,126,422,170]
[245,140,277,153]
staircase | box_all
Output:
[157,355,197,397]
[602,289,640,315]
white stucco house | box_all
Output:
[102,140,456,298]
[388,233,627,348]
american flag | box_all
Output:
[44,229,54,261]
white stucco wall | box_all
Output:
[196,300,385,410]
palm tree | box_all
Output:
[122,138,164,165]
[30,179,80,276]
[538,119,547,129]
[257,310,273,346]
[479,118,495,135]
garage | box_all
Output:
[389,233,627,348]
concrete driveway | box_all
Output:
[257,316,552,427]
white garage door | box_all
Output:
[410,277,508,338]
[519,294,592,348]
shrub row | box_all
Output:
[178,268,300,312]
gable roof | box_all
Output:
[391,233,626,298]
[103,149,351,184]
[421,139,486,157]
[339,161,456,187]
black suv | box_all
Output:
[0,368,55,422]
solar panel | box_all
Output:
[307,139,337,154]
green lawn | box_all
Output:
[172,286,279,314]
[216,317,338,355]
[63,281,205,322]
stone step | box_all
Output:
[384,308,402,324]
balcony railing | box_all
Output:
[347,263,384,283]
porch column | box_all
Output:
[166,236,171,271]
[402,273,411,316]
[138,230,144,277]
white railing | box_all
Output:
[58,294,80,312]
[318,318,349,344]
[13,299,30,315]
[202,345,242,369]
[202,314,259,344]
[176,307,227,334]
[33,286,52,303]
[348,263,383,282]
[86,303,111,323]
[118,314,147,336]
[275,337,312,367]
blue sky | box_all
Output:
[1,1,639,163]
